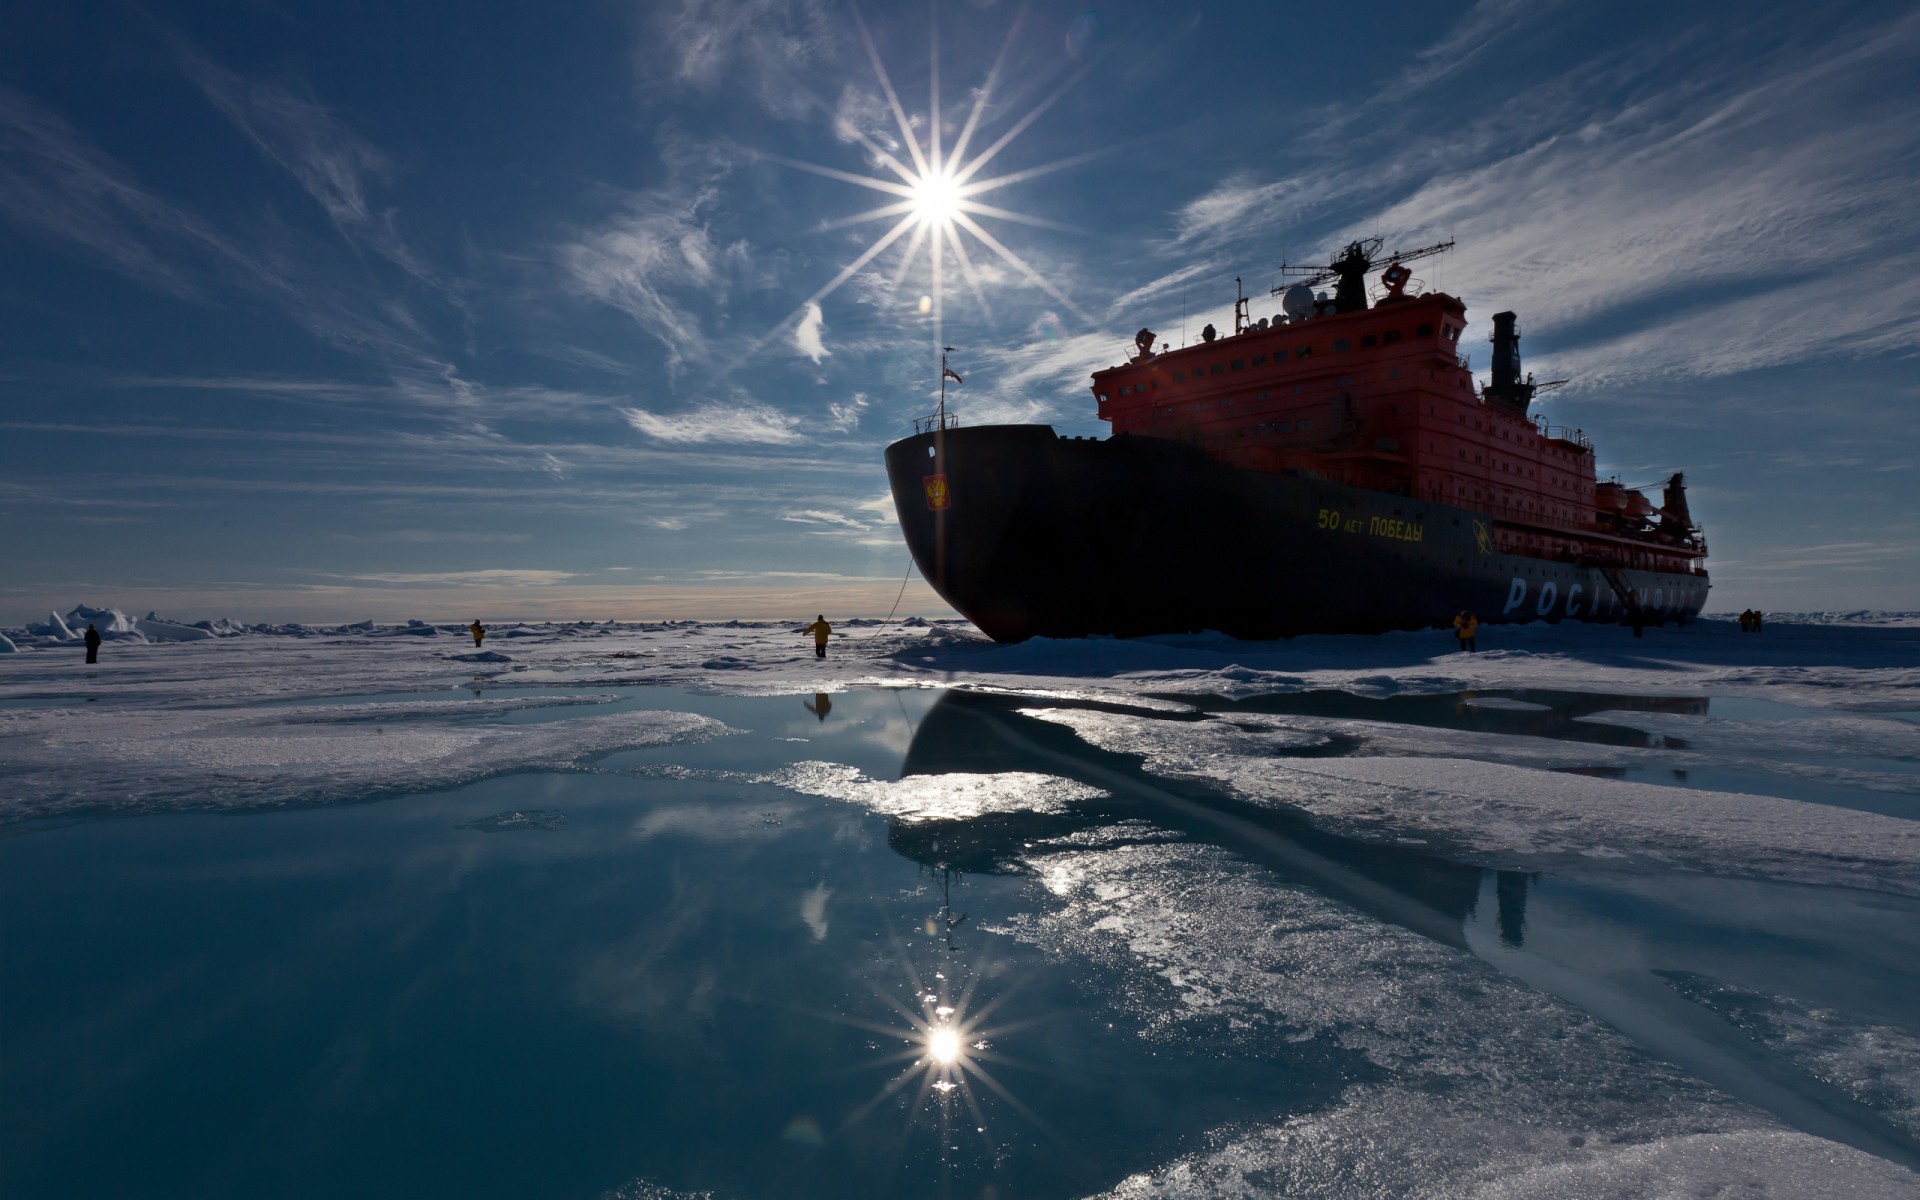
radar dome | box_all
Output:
[1280,284,1315,320]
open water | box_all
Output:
[4,686,1919,1197]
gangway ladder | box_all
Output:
[1593,562,1645,626]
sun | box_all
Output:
[757,8,1096,369]
[910,170,963,227]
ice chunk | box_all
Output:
[0,633,16,653]
[449,650,512,663]
[65,604,137,634]
[134,617,214,642]
[28,610,76,640]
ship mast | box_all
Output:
[1274,238,1455,313]
[938,346,962,429]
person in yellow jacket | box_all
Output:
[1452,610,1478,653]
[470,619,486,648]
[805,615,832,658]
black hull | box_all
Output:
[885,425,1709,643]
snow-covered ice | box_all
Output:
[2,606,1918,1194]
[996,841,1920,1198]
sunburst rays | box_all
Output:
[817,922,1057,1176]
[765,6,1095,386]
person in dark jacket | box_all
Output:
[84,623,102,664]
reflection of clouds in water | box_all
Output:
[799,882,831,941]
[851,713,916,759]
[629,800,803,843]
[761,762,1104,823]
[571,874,724,1040]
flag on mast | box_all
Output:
[943,366,963,385]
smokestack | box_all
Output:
[1660,472,1692,533]
[1491,311,1521,395]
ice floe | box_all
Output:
[0,696,729,820]
[991,841,1920,1198]
[1020,706,1920,896]
[760,761,1105,823]
[1663,970,1920,1142]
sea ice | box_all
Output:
[1016,706,1920,895]
[988,840,1920,1198]
[761,760,1105,823]
[1663,970,1920,1141]
[0,695,730,820]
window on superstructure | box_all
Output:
[1417,323,1435,337]
[1211,363,1225,376]
[1231,359,1245,371]
[1120,385,1131,396]
[1299,418,1313,431]
[1173,372,1185,383]
[1383,330,1402,344]
[1252,354,1267,366]
[1333,338,1351,352]
[1150,379,1159,390]
[1361,334,1378,347]
[1296,345,1312,358]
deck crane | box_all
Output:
[1273,238,1455,314]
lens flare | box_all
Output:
[758,8,1097,368]
[911,171,963,227]
[928,1025,962,1065]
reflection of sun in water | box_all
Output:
[928,1024,962,1065]
[762,8,1095,368]
[821,937,1049,1166]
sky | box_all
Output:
[1,0,1916,625]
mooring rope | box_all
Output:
[875,556,916,633]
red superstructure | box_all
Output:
[1088,242,1707,582]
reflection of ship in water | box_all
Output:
[890,689,1544,951]
[1163,688,1710,750]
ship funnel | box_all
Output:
[1660,472,1693,534]
[1485,311,1534,413]
[1492,312,1521,392]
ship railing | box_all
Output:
[913,411,961,435]
[1540,424,1592,451]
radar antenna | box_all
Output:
[1271,238,1454,314]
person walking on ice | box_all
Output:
[84,622,102,664]
[469,620,486,648]
[805,615,832,659]
[1452,610,1478,653]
